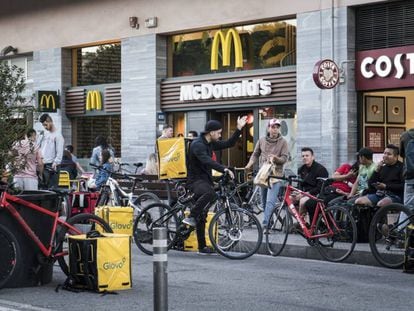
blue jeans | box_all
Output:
[260,182,282,225]
[399,179,414,229]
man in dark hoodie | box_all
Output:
[182,116,247,254]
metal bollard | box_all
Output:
[153,227,168,311]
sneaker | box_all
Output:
[182,217,196,227]
[197,246,216,255]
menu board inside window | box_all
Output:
[365,126,385,153]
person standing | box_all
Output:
[159,124,174,139]
[245,118,289,229]
[188,130,198,139]
[183,116,248,254]
[38,114,64,188]
[400,128,414,217]
[12,129,43,190]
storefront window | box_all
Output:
[73,43,121,86]
[169,19,296,77]
[259,105,297,171]
[74,115,121,159]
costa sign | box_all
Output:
[313,59,340,89]
[179,79,272,101]
[356,45,414,90]
[86,90,102,111]
[210,28,243,71]
[37,91,58,112]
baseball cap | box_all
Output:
[356,147,373,158]
[201,120,222,134]
[268,118,281,127]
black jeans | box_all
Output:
[43,163,59,189]
[189,180,217,250]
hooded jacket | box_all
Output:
[187,129,241,185]
[399,128,414,178]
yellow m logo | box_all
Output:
[86,90,102,111]
[40,94,56,110]
[210,28,243,71]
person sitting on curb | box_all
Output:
[347,147,376,203]
[355,144,404,208]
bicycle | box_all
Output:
[0,183,113,289]
[265,174,357,262]
[368,202,414,268]
[90,163,160,216]
[133,172,263,259]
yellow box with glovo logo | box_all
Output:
[68,233,132,292]
[184,211,217,251]
[95,206,134,236]
[157,137,187,180]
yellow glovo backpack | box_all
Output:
[62,232,132,293]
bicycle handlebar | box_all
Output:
[89,163,143,181]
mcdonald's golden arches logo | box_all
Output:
[37,91,58,112]
[210,28,243,71]
[86,90,102,111]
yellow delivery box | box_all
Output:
[157,137,187,179]
[95,206,134,236]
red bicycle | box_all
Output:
[265,174,357,262]
[0,184,112,289]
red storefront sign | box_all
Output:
[356,45,414,91]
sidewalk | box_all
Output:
[256,232,381,266]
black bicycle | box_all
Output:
[133,172,263,259]
[369,202,414,268]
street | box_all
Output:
[0,247,413,311]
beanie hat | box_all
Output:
[201,120,222,134]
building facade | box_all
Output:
[1,0,408,173]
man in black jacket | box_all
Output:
[355,144,404,207]
[183,116,247,254]
[297,147,329,222]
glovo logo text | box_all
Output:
[40,94,56,110]
[210,28,243,71]
[86,90,102,111]
[103,257,126,270]
[110,221,133,230]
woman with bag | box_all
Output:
[245,119,289,230]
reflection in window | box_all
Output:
[170,20,296,77]
[74,44,121,86]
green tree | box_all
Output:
[0,62,32,179]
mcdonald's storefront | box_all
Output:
[161,20,298,170]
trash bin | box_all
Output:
[0,190,58,288]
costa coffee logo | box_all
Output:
[356,45,414,91]
[360,53,414,79]
[312,59,340,89]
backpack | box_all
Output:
[405,137,414,179]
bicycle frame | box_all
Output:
[282,183,338,239]
[0,191,83,259]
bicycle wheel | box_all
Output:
[55,213,113,275]
[315,205,357,262]
[0,224,21,289]
[133,203,178,256]
[132,192,161,212]
[209,207,262,260]
[369,203,412,268]
[266,204,290,256]
[58,195,71,220]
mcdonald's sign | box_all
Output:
[37,91,59,112]
[210,28,243,71]
[86,90,102,111]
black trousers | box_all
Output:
[189,180,217,250]
[43,163,59,189]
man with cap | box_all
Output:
[245,118,289,231]
[183,116,248,254]
[347,147,376,200]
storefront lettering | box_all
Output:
[360,53,414,79]
[179,79,272,101]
